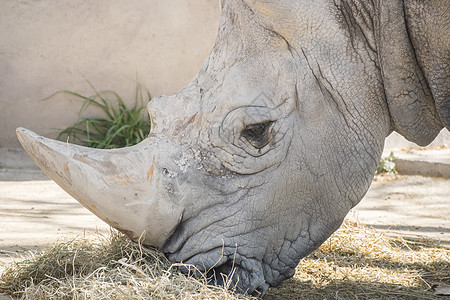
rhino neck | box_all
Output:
[375,0,444,145]
[334,0,378,56]
[402,0,450,131]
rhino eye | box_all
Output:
[241,121,273,149]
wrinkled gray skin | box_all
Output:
[17,0,449,295]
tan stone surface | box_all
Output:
[1,171,449,278]
[0,176,109,275]
[350,175,450,246]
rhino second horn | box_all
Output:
[16,127,183,248]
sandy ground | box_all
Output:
[349,175,449,245]
[0,169,449,299]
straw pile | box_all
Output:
[265,221,449,299]
[1,221,449,299]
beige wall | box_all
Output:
[384,129,450,150]
[0,0,220,148]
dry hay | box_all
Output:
[0,232,252,300]
[1,221,449,299]
[265,221,450,299]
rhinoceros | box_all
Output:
[16,0,449,295]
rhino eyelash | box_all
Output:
[241,121,273,149]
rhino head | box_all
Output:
[17,0,448,295]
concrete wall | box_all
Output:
[385,129,450,151]
[0,0,220,148]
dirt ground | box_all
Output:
[349,175,449,246]
[0,170,110,275]
[0,169,449,298]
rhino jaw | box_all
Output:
[16,127,183,248]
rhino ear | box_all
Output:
[378,0,445,146]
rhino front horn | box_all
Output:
[16,127,183,248]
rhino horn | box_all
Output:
[16,127,183,248]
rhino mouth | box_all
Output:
[178,254,268,296]
[207,260,236,287]
[207,261,266,296]
[165,232,271,296]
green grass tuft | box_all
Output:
[55,82,151,149]
[376,152,397,175]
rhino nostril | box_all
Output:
[162,168,169,176]
[161,167,178,178]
